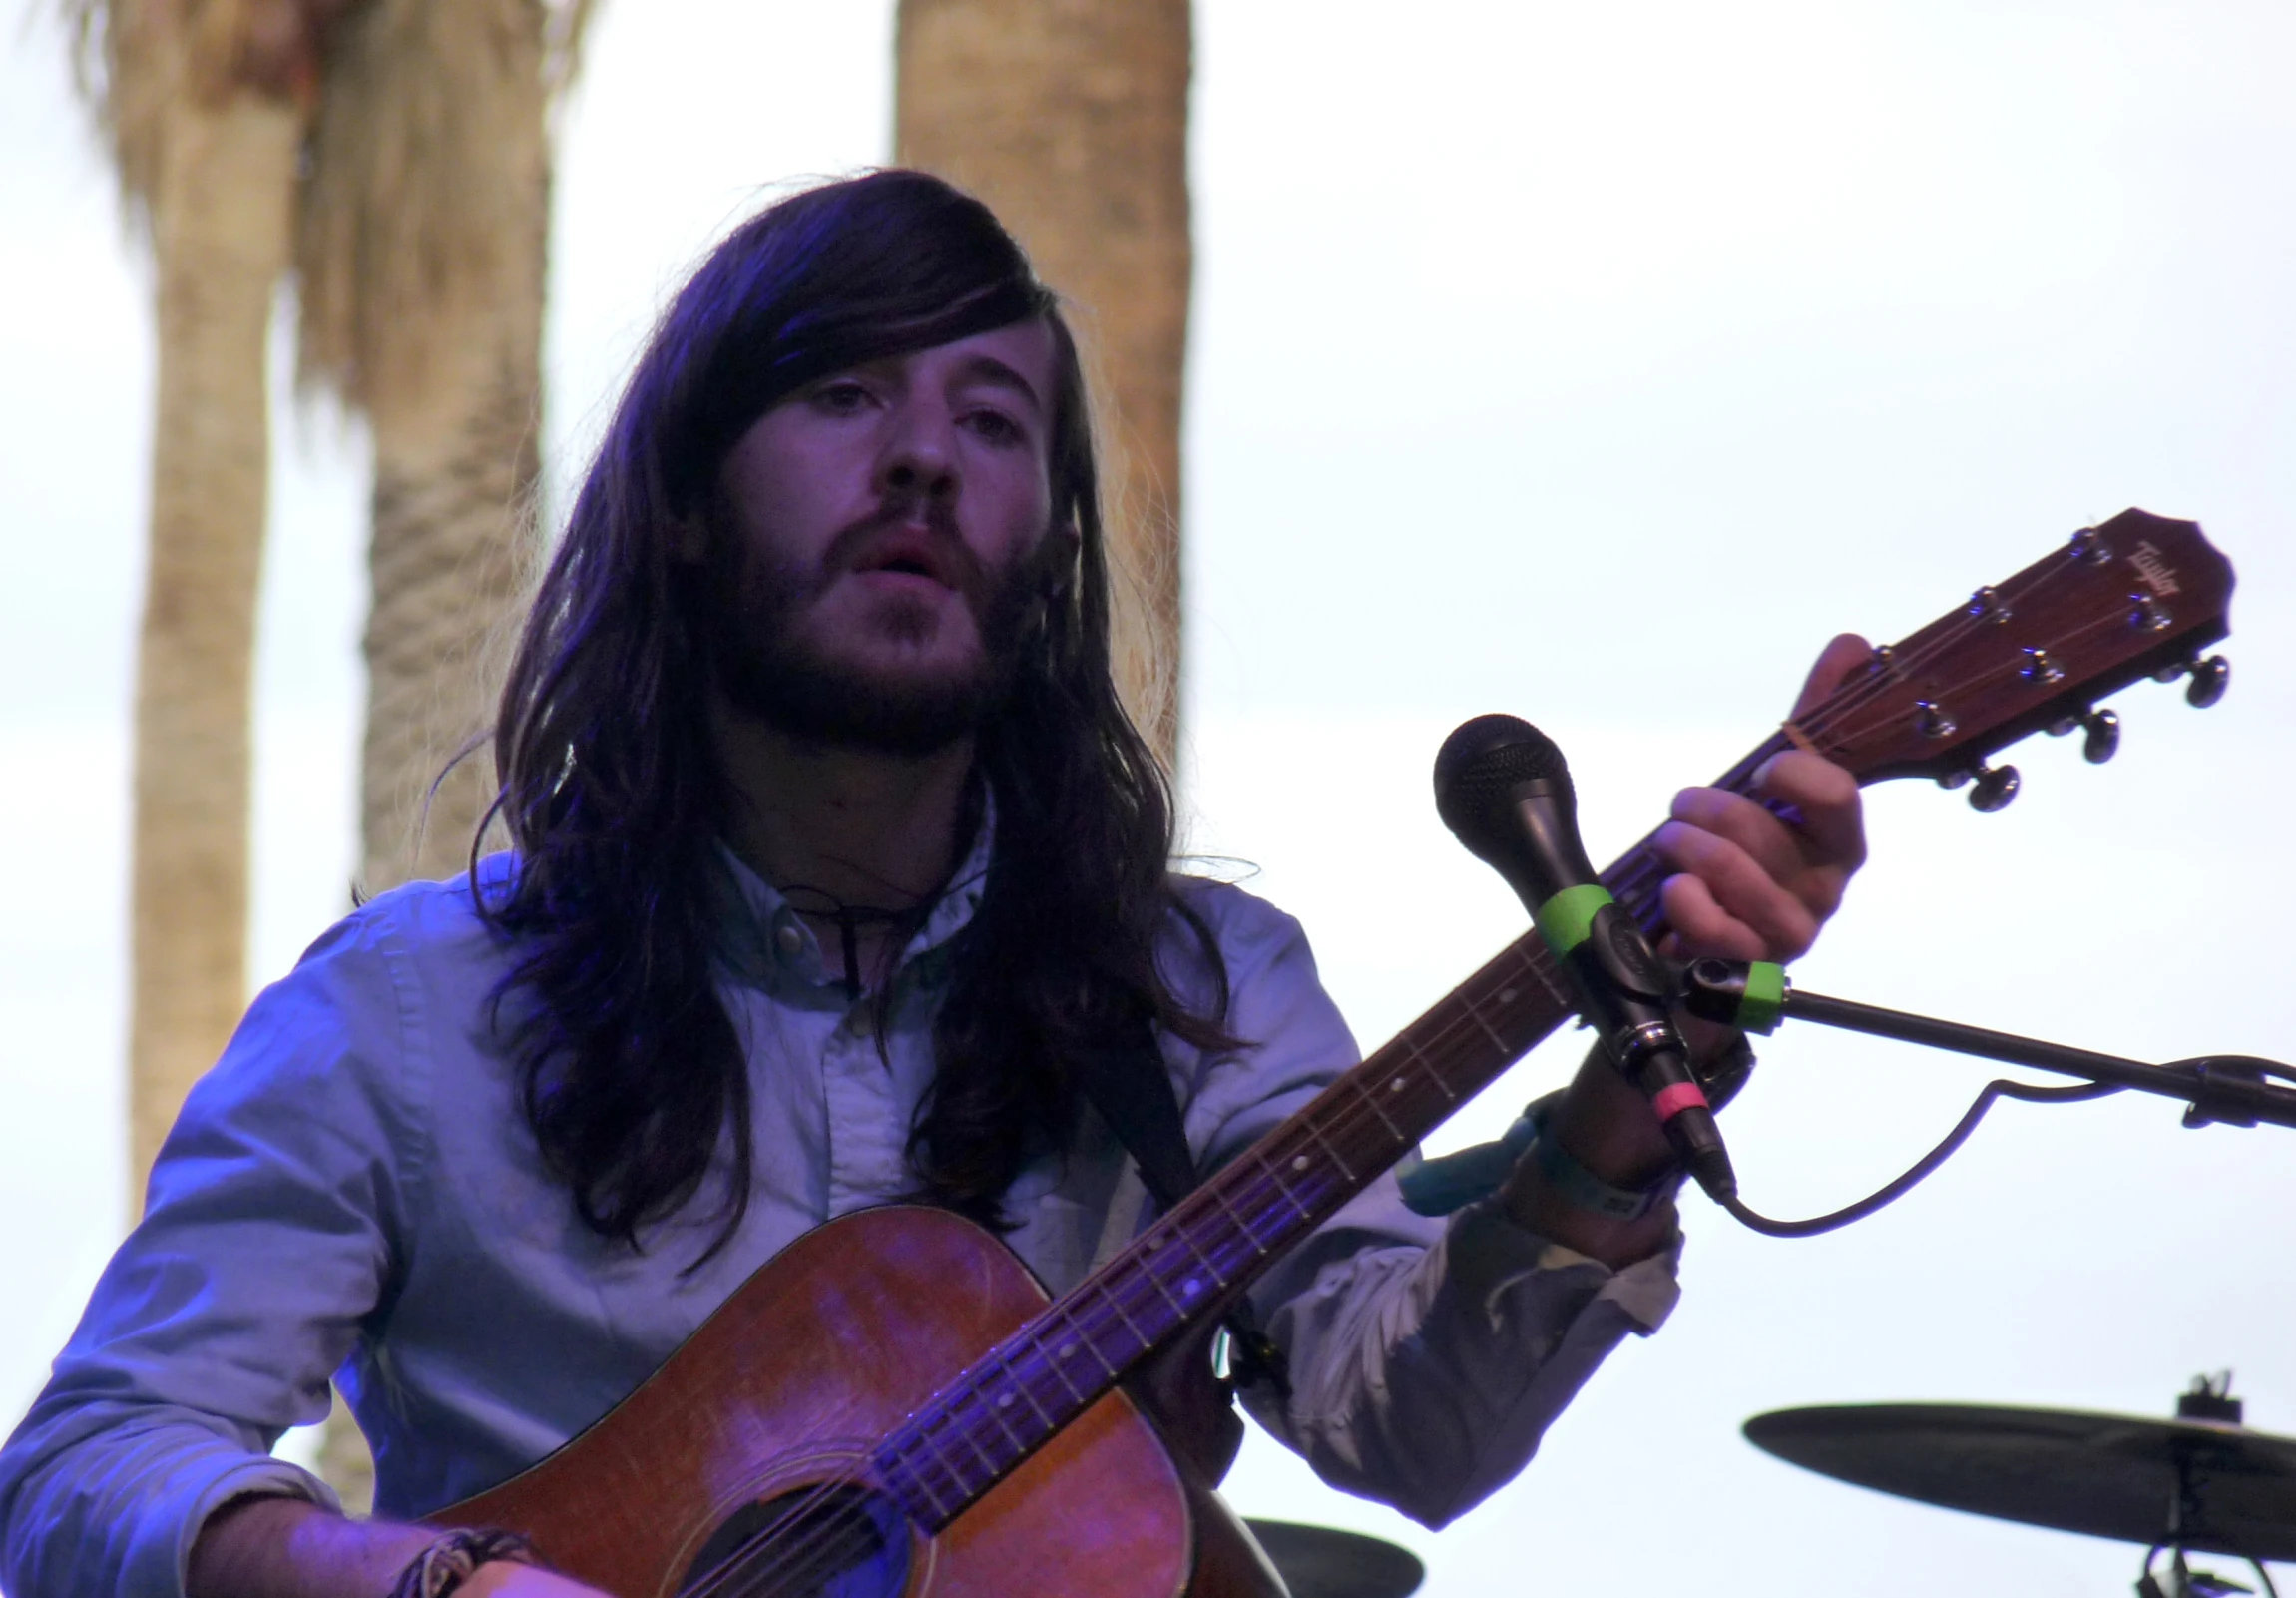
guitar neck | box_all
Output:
[871,732,1794,1530]
[867,508,2236,1531]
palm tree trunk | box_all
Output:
[129,90,299,1200]
[319,3,552,895]
[314,5,553,1506]
[895,0,1193,766]
[360,292,543,892]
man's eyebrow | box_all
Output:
[953,354,1045,413]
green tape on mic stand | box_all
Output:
[1535,884,1613,958]
[1736,961,1786,1035]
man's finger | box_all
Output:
[1750,750,1867,872]
[1652,825,1821,957]
[1664,789,1806,884]
[1658,874,1770,962]
[1792,632,1875,720]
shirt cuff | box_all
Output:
[1444,1198,1684,1336]
[166,1457,337,1598]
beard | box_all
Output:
[695,509,1058,757]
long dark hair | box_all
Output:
[479,170,1234,1257]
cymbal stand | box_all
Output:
[2134,1379,2285,1598]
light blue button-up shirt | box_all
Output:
[0,823,1678,1598]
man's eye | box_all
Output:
[813,383,871,413]
[965,409,1022,445]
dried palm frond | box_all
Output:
[292,0,597,419]
[62,0,271,217]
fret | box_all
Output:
[1166,1222,1230,1291]
[1508,937,1569,1002]
[1060,1300,1122,1379]
[1034,1311,1093,1405]
[1207,1184,1271,1255]
[879,1448,952,1525]
[1098,1278,1152,1348]
[1258,1155,1316,1224]
[911,1422,975,1504]
[1355,1075,1406,1140]
[1000,1353,1056,1430]
[936,1400,1004,1479]
[972,1367,1031,1453]
[1136,1245,1193,1318]
[1455,989,1513,1055]
[1304,1120,1357,1182]
[1404,1035,1460,1101]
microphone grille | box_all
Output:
[1433,714,1573,848]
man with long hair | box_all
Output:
[0,171,1866,1598]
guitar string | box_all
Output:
[1771,536,2162,756]
[763,940,1600,1583]
[1794,540,2195,753]
[707,592,2146,1594]
[668,563,2163,1594]
[702,770,1790,1595]
[1599,599,2090,916]
[1809,605,2162,754]
[1779,543,2117,738]
[689,666,1906,1596]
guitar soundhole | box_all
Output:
[678,1482,913,1598]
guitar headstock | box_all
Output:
[1795,509,2235,808]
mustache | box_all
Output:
[819,498,987,601]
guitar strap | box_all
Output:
[1072,1033,1292,1400]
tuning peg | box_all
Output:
[2079,707,2120,763]
[1968,761,2021,813]
[2185,654,2230,708]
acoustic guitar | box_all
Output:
[432,509,2234,1597]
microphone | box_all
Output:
[1433,714,1738,1203]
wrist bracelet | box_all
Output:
[1525,1095,1679,1223]
[388,1528,540,1598]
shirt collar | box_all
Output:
[715,784,996,991]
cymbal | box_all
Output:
[1243,1520,1426,1598]
[1744,1402,2296,1561]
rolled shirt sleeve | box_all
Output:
[0,914,418,1598]
[1175,884,1681,1528]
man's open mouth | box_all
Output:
[852,527,961,589]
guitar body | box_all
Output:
[432,1206,1284,1598]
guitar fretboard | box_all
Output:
[871,731,1797,1529]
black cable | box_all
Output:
[1718,1077,2121,1239]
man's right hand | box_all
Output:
[190,1495,615,1598]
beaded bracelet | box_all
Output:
[388,1528,541,1598]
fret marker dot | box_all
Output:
[1291,1155,1309,1171]
[997,1393,1014,1408]
[1144,1235,1160,1251]
[1390,1077,1405,1093]
[1500,987,1518,1003]
[1060,1342,1076,1358]
[1183,1278,1201,1296]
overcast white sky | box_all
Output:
[3,2,2294,1594]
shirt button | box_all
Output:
[773,917,808,963]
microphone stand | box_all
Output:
[1679,958,2296,1134]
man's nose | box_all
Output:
[877,401,960,504]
